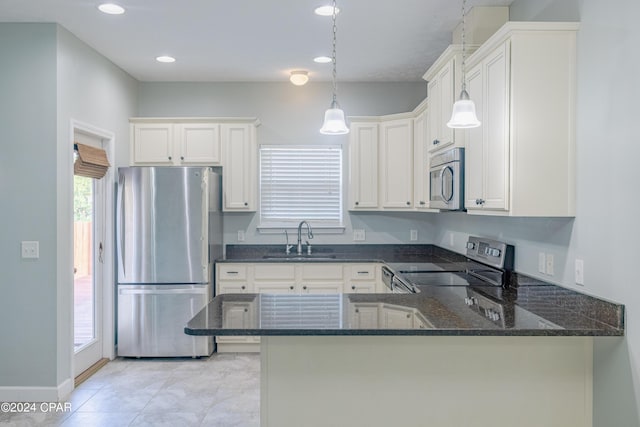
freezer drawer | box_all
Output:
[117,284,212,357]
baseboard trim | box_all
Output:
[0,377,73,402]
[74,358,109,388]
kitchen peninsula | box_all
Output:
[187,244,624,427]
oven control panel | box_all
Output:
[465,236,514,271]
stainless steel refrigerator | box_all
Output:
[116,166,222,357]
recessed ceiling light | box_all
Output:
[98,3,125,15]
[156,56,176,63]
[314,5,340,16]
[314,56,332,64]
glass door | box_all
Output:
[73,159,104,377]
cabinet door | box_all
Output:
[349,122,379,209]
[427,78,441,152]
[132,123,174,164]
[464,62,485,210]
[380,119,413,209]
[222,123,256,211]
[413,107,430,208]
[177,123,221,164]
[254,282,297,294]
[345,282,376,293]
[350,304,379,329]
[381,305,414,329]
[437,59,455,148]
[301,282,344,294]
[482,42,510,211]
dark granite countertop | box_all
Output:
[193,244,624,337]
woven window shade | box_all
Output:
[74,143,110,179]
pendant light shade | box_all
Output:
[447,89,481,128]
[320,0,349,135]
[447,0,481,129]
[320,100,349,135]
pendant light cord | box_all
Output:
[460,0,467,92]
[331,0,338,106]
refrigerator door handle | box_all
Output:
[117,172,126,277]
[119,288,209,296]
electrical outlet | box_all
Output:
[237,230,245,242]
[575,259,584,285]
[545,253,554,276]
[21,241,39,259]
[410,230,418,241]
[353,229,366,241]
[538,252,546,274]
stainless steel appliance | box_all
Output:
[429,147,464,210]
[116,167,222,357]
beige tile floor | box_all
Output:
[0,353,260,427]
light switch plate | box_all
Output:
[575,259,584,285]
[21,241,39,259]
[538,252,546,274]
[237,230,245,242]
[410,230,418,241]
[545,253,554,276]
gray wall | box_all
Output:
[0,23,137,392]
[0,24,59,387]
[430,1,640,425]
[137,81,434,245]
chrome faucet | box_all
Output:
[297,221,314,255]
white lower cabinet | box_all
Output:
[350,304,380,329]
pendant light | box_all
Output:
[320,0,349,135]
[447,0,481,129]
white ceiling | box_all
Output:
[0,0,513,82]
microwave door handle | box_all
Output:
[439,167,448,203]
[440,166,455,204]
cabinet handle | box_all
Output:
[355,308,360,313]
[351,285,356,290]
[290,285,294,290]
[406,314,411,319]
[168,156,172,160]
[180,156,184,160]
[244,308,248,312]
[227,271,239,275]
[357,271,368,275]
[244,202,248,206]
[419,201,425,205]
[433,139,439,145]
[303,286,307,290]
[241,285,246,290]
[475,199,485,205]
[355,201,359,206]
[406,201,410,206]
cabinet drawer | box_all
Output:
[254,264,296,280]
[218,264,248,280]
[350,264,377,281]
[301,264,344,280]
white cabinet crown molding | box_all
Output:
[130,117,261,126]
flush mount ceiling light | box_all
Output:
[98,3,125,15]
[447,0,481,129]
[290,70,309,86]
[314,56,332,64]
[320,0,349,135]
[156,56,176,63]
[314,5,340,16]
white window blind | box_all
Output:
[260,145,343,227]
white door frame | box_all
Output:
[70,119,116,376]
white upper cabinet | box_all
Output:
[412,100,431,209]
[463,22,578,216]
[221,122,258,212]
[380,117,414,209]
[423,46,478,154]
[130,119,221,166]
[348,121,379,210]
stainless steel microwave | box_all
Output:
[429,147,464,210]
